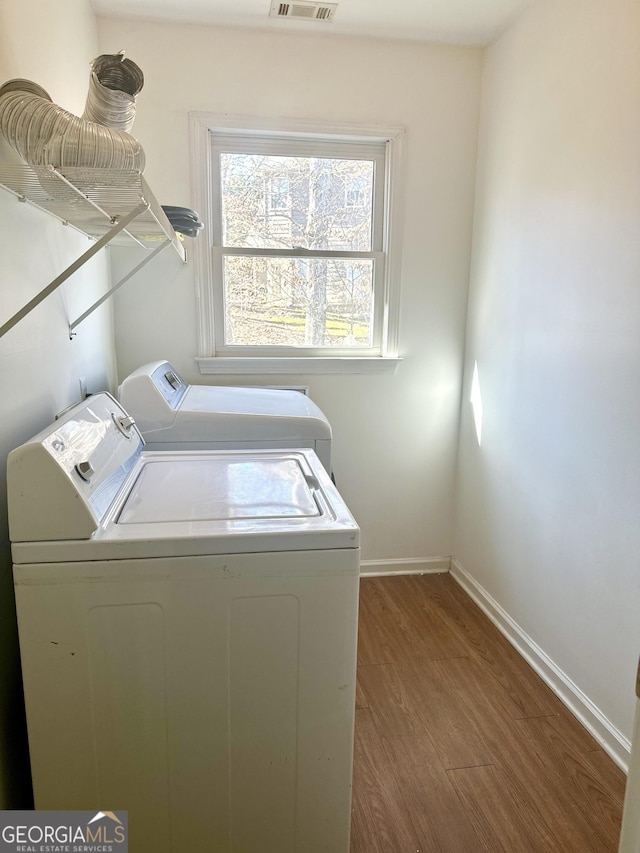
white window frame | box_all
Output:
[189,112,405,374]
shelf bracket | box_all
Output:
[69,237,172,337]
[0,200,149,340]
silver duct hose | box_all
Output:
[82,52,144,132]
[0,53,145,171]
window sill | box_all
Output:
[196,356,402,375]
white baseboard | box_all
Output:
[450,559,631,772]
[360,556,450,577]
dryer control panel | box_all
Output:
[118,360,187,431]
[151,362,188,408]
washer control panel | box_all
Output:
[7,393,143,541]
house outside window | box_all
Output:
[189,114,404,374]
[345,175,369,208]
[267,176,291,212]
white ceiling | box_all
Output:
[90,0,533,45]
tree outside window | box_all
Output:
[219,150,377,348]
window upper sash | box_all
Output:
[210,131,387,253]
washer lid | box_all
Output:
[118,455,321,525]
[11,449,359,562]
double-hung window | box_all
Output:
[190,115,404,373]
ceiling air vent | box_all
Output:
[269,0,338,22]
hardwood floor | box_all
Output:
[350,573,626,852]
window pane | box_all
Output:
[223,256,374,347]
[220,154,374,252]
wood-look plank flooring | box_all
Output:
[350,573,626,852]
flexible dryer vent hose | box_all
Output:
[0,53,145,171]
[82,51,144,132]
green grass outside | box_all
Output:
[241,309,369,338]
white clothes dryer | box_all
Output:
[118,360,333,474]
[8,393,359,853]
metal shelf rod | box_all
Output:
[0,200,149,339]
[69,237,171,336]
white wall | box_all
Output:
[98,18,483,564]
[454,0,640,747]
[0,0,117,806]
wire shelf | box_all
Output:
[0,164,185,260]
[0,164,187,338]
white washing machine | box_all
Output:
[8,393,359,853]
[118,360,333,474]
